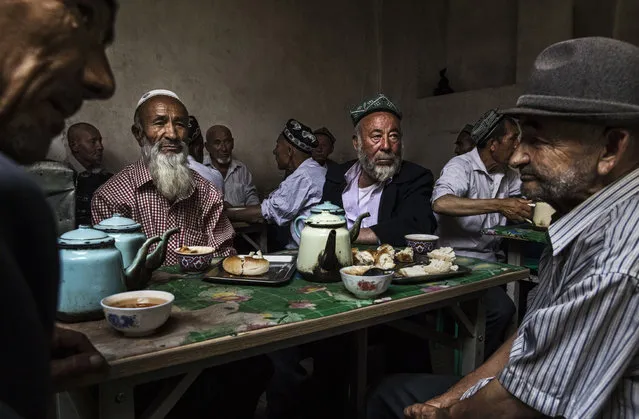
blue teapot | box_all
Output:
[57,223,173,323]
[93,213,179,278]
[293,201,346,240]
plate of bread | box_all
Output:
[203,251,297,286]
[351,245,471,284]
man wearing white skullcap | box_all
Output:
[91,89,235,265]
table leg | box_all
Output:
[458,298,485,375]
[259,227,268,253]
[349,328,368,419]
[98,381,134,419]
[506,240,524,334]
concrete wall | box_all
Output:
[48,0,380,194]
[47,0,639,192]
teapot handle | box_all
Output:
[292,215,307,240]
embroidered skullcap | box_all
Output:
[282,119,318,153]
[350,93,402,126]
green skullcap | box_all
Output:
[350,93,402,126]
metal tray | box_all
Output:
[202,255,297,286]
[391,264,472,285]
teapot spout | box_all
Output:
[318,229,338,272]
[349,212,370,243]
[145,228,180,270]
[124,236,161,290]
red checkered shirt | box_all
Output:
[91,158,236,265]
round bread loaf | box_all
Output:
[222,255,270,276]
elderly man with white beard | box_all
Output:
[92,90,235,265]
[322,93,437,246]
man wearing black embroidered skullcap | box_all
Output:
[454,123,475,155]
[227,118,326,248]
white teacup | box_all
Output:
[533,202,556,228]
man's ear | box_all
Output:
[352,135,358,151]
[132,124,144,147]
[598,128,631,176]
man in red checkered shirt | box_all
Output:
[92,89,236,265]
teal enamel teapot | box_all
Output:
[57,215,178,322]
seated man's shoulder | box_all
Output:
[95,162,137,194]
[326,159,356,181]
[0,154,43,199]
[192,171,224,201]
[396,160,433,181]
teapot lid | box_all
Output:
[306,210,346,227]
[93,213,142,232]
[311,201,345,214]
[58,225,115,248]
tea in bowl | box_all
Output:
[174,245,215,272]
[340,266,392,299]
[405,234,439,258]
[100,290,174,337]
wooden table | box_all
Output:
[55,258,528,419]
[481,224,548,327]
[232,221,268,252]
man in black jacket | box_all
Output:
[323,93,436,245]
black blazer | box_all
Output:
[322,160,437,246]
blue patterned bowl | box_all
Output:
[405,234,439,256]
[174,246,215,272]
[100,290,174,337]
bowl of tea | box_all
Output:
[100,290,174,337]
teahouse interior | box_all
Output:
[47,0,639,196]
[16,0,639,418]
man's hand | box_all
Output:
[404,402,452,419]
[498,198,533,222]
[424,393,459,409]
[51,327,106,384]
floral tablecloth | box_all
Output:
[148,257,526,345]
[481,224,549,244]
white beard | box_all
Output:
[142,139,192,202]
[357,141,403,183]
[216,156,231,165]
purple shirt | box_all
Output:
[261,158,327,248]
[342,162,387,229]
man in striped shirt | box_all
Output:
[369,37,639,419]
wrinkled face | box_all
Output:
[70,126,103,168]
[133,96,189,155]
[454,131,474,155]
[353,112,403,182]
[491,119,520,166]
[0,0,116,164]
[312,134,334,165]
[510,116,603,211]
[206,128,234,165]
[273,136,291,170]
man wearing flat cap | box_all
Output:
[228,118,326,248]
[92,90,235,264]
[322,93,436,246]
[369,37,639,419]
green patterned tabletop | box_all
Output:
[481,224,549,244]
[75,257,527,362]
[148,257,525,345]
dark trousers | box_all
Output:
[266,337,351,419]
[366,374,460,419]
[135,355,272,419]
[483,286,515,359]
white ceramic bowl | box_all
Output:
[100,290,174,337]
[340,266,393,299]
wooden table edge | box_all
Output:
[58,269,528,390]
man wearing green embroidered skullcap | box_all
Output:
[322,93,437,245]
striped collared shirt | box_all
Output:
[463,168,639,418]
